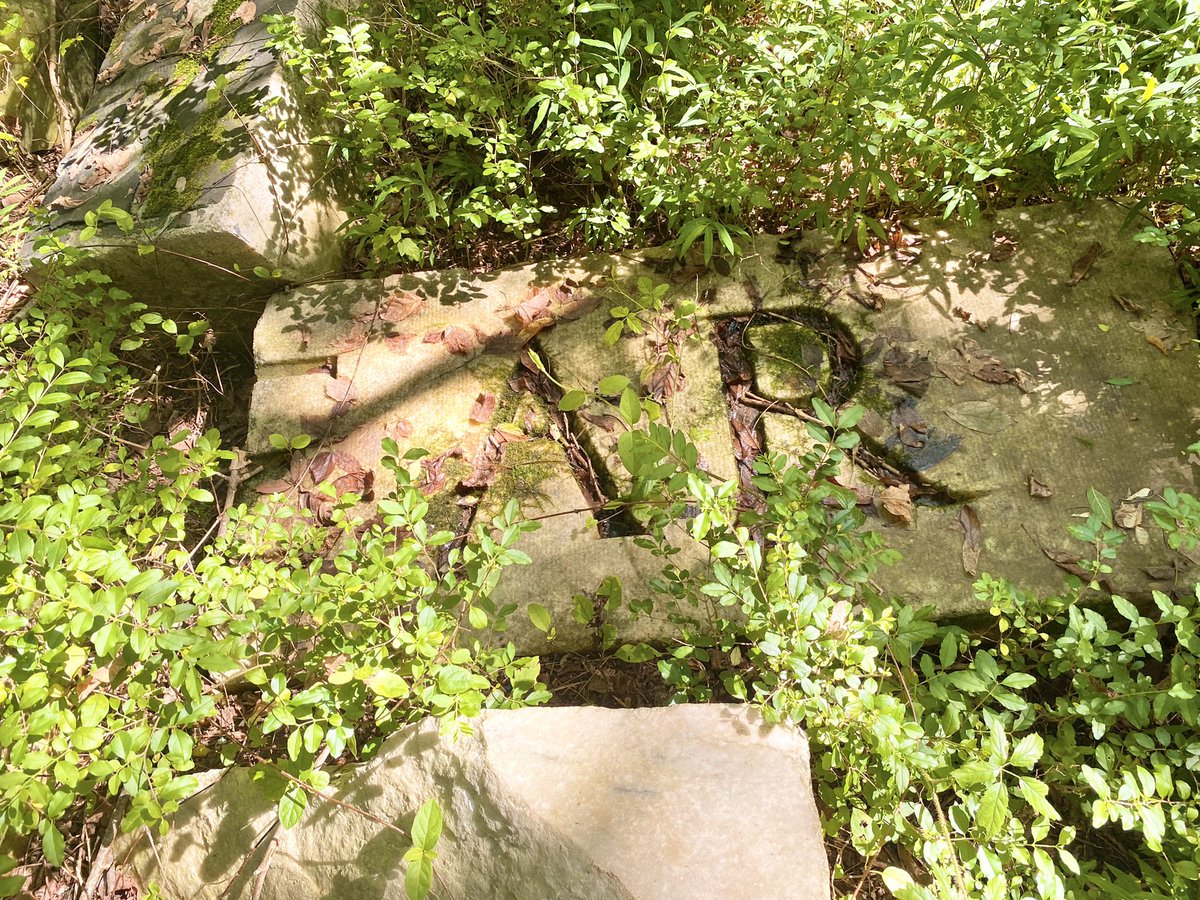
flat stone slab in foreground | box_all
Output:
[115,705,829,900]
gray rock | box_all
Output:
[25,0,350,314]
[247,201,1198,628]
[114,705,829,900]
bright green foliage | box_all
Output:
[0,248,547,892]
[605,392,1200,897]
[268,0,1200,268]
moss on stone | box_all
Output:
[747,321,829,403]
[139,93,255,216]
[172,55,201,87]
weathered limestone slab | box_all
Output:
[26,0,348,310]
[114,705,829,900]
[785,202,1199,613]
[250,201,1198,627]
[0,1,99,151]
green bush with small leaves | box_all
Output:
[0,239,544,898]
[268,0,1200,274]
[594,386,1200,898]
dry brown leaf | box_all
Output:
[1112,292,1145,317]
[378,290,425,324]
[643,358,685,400]
[331,325,368,354]
[442,325,478,355]
[1115,503,1143,529]
[383,332,415,353]
[469,391,497,424]
[384,418,413,441]
[309,452,336,483]
[956,505,982,576]
[882,348,932,397]
[1028,474,1053,498]
[1067,241,1103,286]
[879,485,913,525]
[255,477,294,495]
[1145,334,1170,355]
[230,0,256,24]
[48,195,86,210]
[324,377,357,405]
[1040,546,1090,580]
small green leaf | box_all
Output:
[42,825,65,866]
[618,388,641,425]
[528,603,552,634]
[278,784,307,829]
[411,799,443,851]
[1105,377,1134,386]
[597,375,630,395]
[976,782,1009,839]
[558,390,588,412]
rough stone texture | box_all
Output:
[0,1,99,151]
[26,0,348,312]
[249,201,1198,625]
[114,705,829,900]
[790,202,1199,613]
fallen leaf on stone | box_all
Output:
[1133,525,1149,545]
[643,358,685,400]
[1067,241,1103,286]
[898,425,926,449]
[230,0,256,24]
[1028,474,1052,498]
[48,195,86,210]
[378,290,424,324]
[510,290,553,328]
[309,452,337,483]
[1115,503,1142,529]
[944,400,1013,434]
[1011,369,1036,393]
[419,448,463,496]
[333,469,374,499]
[935,350,968,386]
[882,347,932,397]
[990,231,1018,261]
[1112,292,1145,317]
[954,505,982,577]
[1145,334,1170,355]
[469,392,497,424]
[384,418,413,441]
[135,165,154,204]
[879,485,913,525]
[78,145,138,191]
[383,333,415,353]
[1040,545,1090,580]
[331,325,368,354]
[255,477,294,495]
[324,377,357,405]
[579,410,624,433]
[424,325,478,355]
[1125,488,1151,502]
[968,357,1015,385]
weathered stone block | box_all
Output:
[26,0,349,313]
[113,705,830,900]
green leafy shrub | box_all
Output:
[268,0,1200,269]
[0,244,546,895]
[589,385,1200,897]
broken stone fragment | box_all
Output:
[25,0,351,315]
[112,705,830,900]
